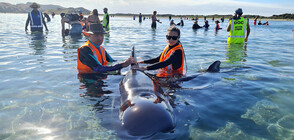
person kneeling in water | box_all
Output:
[77,23,135,74]
[134,26,185,78]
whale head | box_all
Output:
[120,94,175,136]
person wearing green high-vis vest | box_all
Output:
[227,8,250,44]
[102,8,110,31]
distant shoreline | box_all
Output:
[1,2,293,20]
[1,12,293,21]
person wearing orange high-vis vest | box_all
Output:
[135,26,185,78]
[77,23,135,74]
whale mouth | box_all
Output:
[121,100,175,136]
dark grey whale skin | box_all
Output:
[119,69,175,136]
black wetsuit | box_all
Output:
[193,23,201,29]
[143,42,183,71]
[177,20,184,26]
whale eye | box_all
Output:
[140,93,154,99]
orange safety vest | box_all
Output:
[215,23,220,30]
[157,43,185,77]
[80,21,85,27]
[77,40,109,73]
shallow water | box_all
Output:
[0,13,294,139]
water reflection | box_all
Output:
[62,35,83,44]
[151,28,157,40]
[78,73,112,97]
[225,44,247,64]
[214,30,219,35]
[203,28,209,36]
[193,29,198,35]
[78,73,124,138]
[27,31,47,55]
[104,33,110,44]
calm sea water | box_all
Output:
[0,13,294,139]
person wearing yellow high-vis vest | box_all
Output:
[102,8,110,31]
[227,8,250,44]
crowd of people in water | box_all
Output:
[25,2,255,79]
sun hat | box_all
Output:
[235,8,243,15]
[30,2,40,8]
[85,23,107,35]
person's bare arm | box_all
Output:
[42,15,48,31]
[245,19,250,42]
[61,18,65,37]
[227,21,231,32]
[25,15,30,31]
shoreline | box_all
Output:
[1,12,294,21]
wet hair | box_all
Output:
[93,9,98,16]
[167,26,181,38]
[60,13,65,17]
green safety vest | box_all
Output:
[227,17,247,44]
[102,13,109,31]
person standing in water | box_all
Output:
[25,2,48,32]
[87,9,101,29]
[78,10,84,21]
[227,8,250,44]
[61,13,82,37]
[254,16,258,25]
[151,11,162,29]
[203,20,210,29]
[215,20,222,30]
[43,13,51,22]
[192,20,202,29]
[170,19,176,26]
[139,13,142,23]
[102,8,110,31]
[177,17,184,26]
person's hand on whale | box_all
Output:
[122,56,136,68]
[131,66,147,71]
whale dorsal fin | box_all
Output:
[207,60,221,72]
[131,46,138,67]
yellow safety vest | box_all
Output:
[102,13,109,31]
[227,17,247,44]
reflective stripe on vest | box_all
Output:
[228,17,247,43]
[229,17,247,38]
[77,41,109,73]
[29,11,43,28]
[157,43,184,77]
[229,17,246,38]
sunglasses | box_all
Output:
[166,35,179,40]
